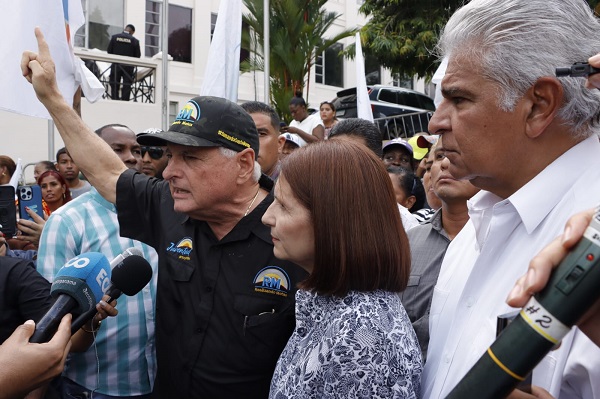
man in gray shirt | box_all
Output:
[400,137,478,360]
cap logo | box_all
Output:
[173,100,201,128]
[217,130,251,149]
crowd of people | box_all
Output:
[2,0,600,398]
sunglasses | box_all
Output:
[141,146,164,160]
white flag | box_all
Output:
[200,0,242,102]
[0,0,86,119]
[355,32,374,122]
[8,158,23,190]
[432,57,448,109]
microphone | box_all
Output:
[447,208,600,398]
[71,253,153,334]
[105,247,144,300]
[109,247,143,269]
[30,252,111,343]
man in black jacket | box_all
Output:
[107,24,141,101]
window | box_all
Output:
[392,73,414,89]
[315,43,344,87]
[365,54,381,85]
[145,0,161,57]
[378,89,396,104]
[169,5,193,63]
[75,0,124,50]
[211,13,218,42]
[169,101,179,125]
[144,2,193,63]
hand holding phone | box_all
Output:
[17,185,44,221]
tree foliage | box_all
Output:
[242,0,356,121]
[360,0,600,80]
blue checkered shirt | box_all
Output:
[37,188,158,396]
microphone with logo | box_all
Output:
[30,252,111,343]
[71,248,153,334]
[447,208,600,398]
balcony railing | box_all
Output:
[75,49,158,104]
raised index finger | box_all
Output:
[34,27,50,56]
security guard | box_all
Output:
[107,24,141,101]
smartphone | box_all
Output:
[17,185,44,221]
[0,186,16,237]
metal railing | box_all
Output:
[374,111,433,140]
[75,50,157,103]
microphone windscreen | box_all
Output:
[52,252,112,313]
[112,255,153,296]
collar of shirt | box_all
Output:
[468,136,600,248]
[89,187,116,212]
[429,208,446,234]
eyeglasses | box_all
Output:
[141,146,164,160]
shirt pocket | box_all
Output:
[233,294,296,369]
[400,274,422,322]
[167,257,195,282]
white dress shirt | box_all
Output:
[422,136,600,399]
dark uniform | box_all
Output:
[0,257,53,343]
[107,30,141,101]
[116,169,308,398]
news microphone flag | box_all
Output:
[355,32,374,123]
[199,0,242,102]
[31,252,112,343]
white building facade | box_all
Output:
[1,0,432,181]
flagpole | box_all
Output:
[161,0,169,131]
[263,0,269,105]
[48,120,55,160]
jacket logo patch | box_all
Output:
[167,237,193,260]
[253,266,290,297]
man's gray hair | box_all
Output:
[219,147,262,182]
[437,0,600,139]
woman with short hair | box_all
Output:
[263,139,422,398]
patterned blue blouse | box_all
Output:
[269,289,423,398]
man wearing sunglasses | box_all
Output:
[137,128,168,179]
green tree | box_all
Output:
[242,0,356,121]
[360,0,600,80]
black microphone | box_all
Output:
[30,252,111,343]
[71,253,153,334]
[447,208,600,398]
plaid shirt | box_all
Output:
[37,188,158,396]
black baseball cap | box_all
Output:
[137,96,259,156]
